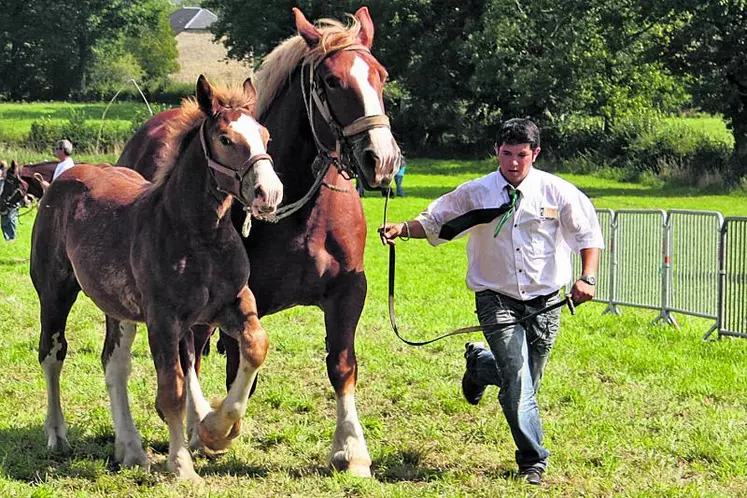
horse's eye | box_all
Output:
[219,135,232,146]
[325,76,340,89]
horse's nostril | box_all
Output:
[254,186,264,201]
[364,150,378,169]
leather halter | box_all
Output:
[302,44,391,179]
[266,44,392,224]
[199,121,273,206]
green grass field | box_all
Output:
[1,161,746,497]
[0,102,158,143]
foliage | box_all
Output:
[654,0,747,179]
[0,0,178,101]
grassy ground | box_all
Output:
[1,160,746,497]
[0,102,157,143]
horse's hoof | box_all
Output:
[330,453,372,477]
[46,436,70,454]
[117,443,150,470]
[196,418,241,454]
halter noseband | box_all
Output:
[199,121,273,206]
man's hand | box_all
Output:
[378,222,405,246]
[570,279,596,305]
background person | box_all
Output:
[1,161,30,242]
[378,118,603,485]
[52,139,75,182]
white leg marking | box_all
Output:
[330,393,372,477]
[41,332,68,451]
[197,355,259,452]
[165,413,201,483]
[105,322,149,469]
[185,364,212,451]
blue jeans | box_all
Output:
[1,207,19,241]
[467,289,562,471]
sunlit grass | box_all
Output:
[0,161,746,496]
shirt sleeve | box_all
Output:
[415,183,476,246]
[558,186,605,253]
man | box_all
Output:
[52,139,75,181]
[379,118,603,485]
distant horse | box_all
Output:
[0,160,29,216]
[118,7,401,476]
[30,75,283,481]
[21,161,56,199]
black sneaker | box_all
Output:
[462,342,487,405]
[518,468,543,485]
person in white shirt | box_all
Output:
[52,139,75,181]
[379,118,603,486]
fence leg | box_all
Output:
[651,310,679,329]
[702,323,719,341]
[602,303,622,316]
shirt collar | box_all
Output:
[495,166,538,194]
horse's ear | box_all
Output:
[10,160,18,173]
[196,74,215,116]
[293,7,321,48]
[243,77,257,101]
[355,6,374,48]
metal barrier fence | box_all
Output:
[717,217,747,339]
[570,209,747,340]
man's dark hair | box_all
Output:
[497,118,540,149]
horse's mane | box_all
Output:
[254,15,362,118]
[153,83,256,188]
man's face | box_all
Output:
[495,142,540,186]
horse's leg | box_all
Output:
[179,327,215,454]
[324,274,372,477]
[146,316,200,482]
[218,330,259,395]
[37,275,79,452]
[102,317,149,469]
[196,286,267,453]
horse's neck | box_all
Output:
[158,133,231,234]
[261,71,324,202]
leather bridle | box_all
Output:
[199,121,273,207]
[263,44,393,224]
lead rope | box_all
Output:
[382,194,577,347]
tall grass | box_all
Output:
[0,162,746,496]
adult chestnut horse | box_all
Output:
[118,7,401,477]
[20,161,56,199]
[30,75,283,481]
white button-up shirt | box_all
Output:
[52,157,75,181]
[416,167,604,300]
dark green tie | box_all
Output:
[493,186,518,237]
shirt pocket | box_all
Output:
[527,214,559,258]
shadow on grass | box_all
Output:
[373,448,446,482]
[0,425,273,482]
[0,258,30,266]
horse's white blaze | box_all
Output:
[351,57,384,116]
[331,393,371,476]
[350,56,401,182]
[230,114,283,212]
[230,114,268,154]
[42,332,67,449]
[105,322,148,468]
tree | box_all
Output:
[0,0,178,100]
[658,1,747,178]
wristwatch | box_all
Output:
[579,275,597,286]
